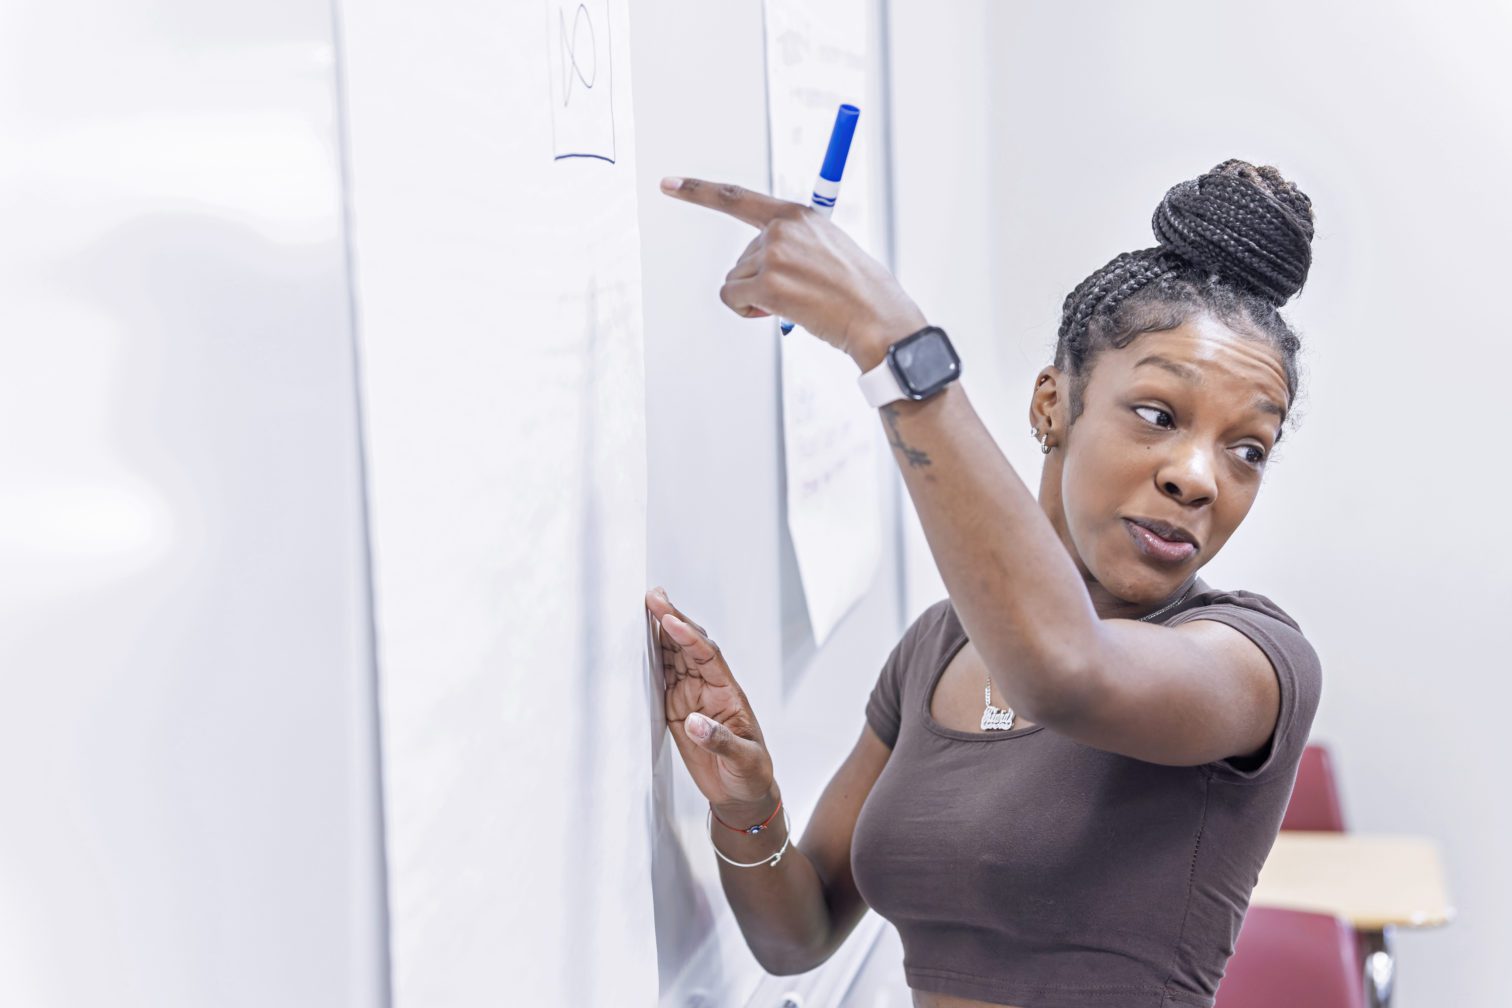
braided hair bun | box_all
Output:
[1053,159,1316,430]
[1151,159,1315,307]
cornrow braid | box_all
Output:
[1052,159,1316,433]
[1056,248,1184,378]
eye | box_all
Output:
[1234,444,1268,467]
[1133,405,1174,429]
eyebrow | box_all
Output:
[1133,354,1286,422]
[1134,354,1201,382]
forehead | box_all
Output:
[1093,315,1290,414]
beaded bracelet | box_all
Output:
[706,805,792,868]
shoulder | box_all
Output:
[922,596,957,633]
[1166,582,1324,782]
[895,597,959,666]
[1168,586,1320,688]
[882,597,962,689]
[1177,584,1305,633]
[866,597,960,747]
[1166,583,1319,677]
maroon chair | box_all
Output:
[1281,743,1348,833]
[1215,906,1367,1008]
[1276,743,1394,1005]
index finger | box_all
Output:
[660,613,733,687]
[645,588,709,642]
[659,176,800,229]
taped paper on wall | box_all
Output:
[765,0,886,646]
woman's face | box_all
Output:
[1035,313,1290,610]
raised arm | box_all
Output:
[860,373,1282,768]
[657,175,1286,770]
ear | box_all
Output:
[1028,366,1065,437]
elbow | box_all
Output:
[758,948,826,977]
[760,956,813,977]
[756,933,836,977]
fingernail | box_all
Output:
[655,586,668,600]
[660,177,682,193]
[687,713,708,738]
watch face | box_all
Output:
[891,327,960,397]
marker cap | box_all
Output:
[820,104,860,183]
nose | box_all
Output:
[1156,441,1217,507]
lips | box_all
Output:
[1124,518,1198,565]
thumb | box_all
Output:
[685,712,754,759]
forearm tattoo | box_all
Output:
[881,405,932,469]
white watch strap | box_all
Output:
[857,354,908,408]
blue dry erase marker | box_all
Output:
[779,103,859,336]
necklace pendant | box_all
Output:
[981,703,1016,731]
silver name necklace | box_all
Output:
[981,581,1197,731]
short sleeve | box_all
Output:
[1166,591,1323,785]
[865,599,950,749]
[864,638,906,748]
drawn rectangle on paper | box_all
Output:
[547,0,616,162]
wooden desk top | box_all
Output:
[1250,832,1454,930]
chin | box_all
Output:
[1103,555,1191,604]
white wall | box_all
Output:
[0,2,386,1005]
[886,2,1507,1004]
[887,0,999,621]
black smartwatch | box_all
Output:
[856,325,962,406]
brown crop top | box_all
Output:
[850,576,1323,1008]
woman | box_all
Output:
[645,159,1322,1008]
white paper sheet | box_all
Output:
[336,0,656,1003]
[765,0,886,646]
